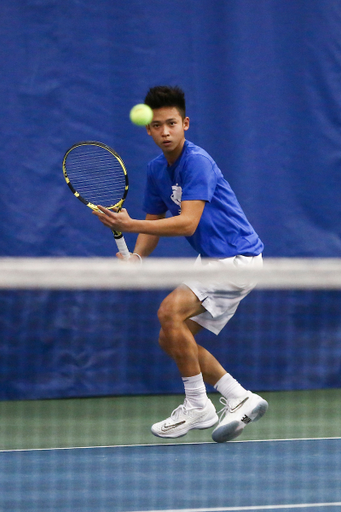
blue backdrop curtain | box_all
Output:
[1,0,341,399]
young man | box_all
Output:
[93,85,268,443]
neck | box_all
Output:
[164,139,186,166]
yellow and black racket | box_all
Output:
[63,141,130,259]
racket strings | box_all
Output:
[65,146,127,207]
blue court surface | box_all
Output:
[1,438,341,512]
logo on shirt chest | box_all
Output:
[171,184,182,209]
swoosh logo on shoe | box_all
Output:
[161,421,186,432]
[230,396,249,413]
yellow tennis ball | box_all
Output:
[129,104,153,126]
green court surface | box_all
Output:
[0,389,340,451]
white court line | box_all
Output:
[0,436,341,453]
[128,503,341,512]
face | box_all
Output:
[146,107,189,164]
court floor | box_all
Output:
[0,389,340,512]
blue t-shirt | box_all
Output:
[143,140,264,258]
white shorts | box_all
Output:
[183,254,263,335]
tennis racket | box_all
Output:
[62,141,130,259]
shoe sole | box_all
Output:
[151,414,218,439]
[212,399,268,443]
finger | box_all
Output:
[97,205,110,213]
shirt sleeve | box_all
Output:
[180,155,217,202]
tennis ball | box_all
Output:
[129,104,153,126]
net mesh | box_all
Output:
[0,257,340,511]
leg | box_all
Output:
[186,318,227,386]
[185,303,268,445]
[151,286,218,438]
[158,288,228,384]
[157,285,206,377]
[158,285,233,383]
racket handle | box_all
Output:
[112,231,130,260]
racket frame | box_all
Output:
[62,141,130,259]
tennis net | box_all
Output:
[1,257,341,289]
[0,257,340,512]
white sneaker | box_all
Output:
[151,398,218,438]
[212,392,268,443]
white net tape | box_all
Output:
[0,257,340,290]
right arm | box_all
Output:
[131,213,165,260]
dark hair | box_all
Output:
[144,86,186,118]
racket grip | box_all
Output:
[113,232,130,260]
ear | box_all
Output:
[183,116,190,131]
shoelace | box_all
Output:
[170,399,190,421]
[217,395,249,421]
[170,398,204,421]
[216,397,230,421]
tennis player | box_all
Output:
[94,85,268,443]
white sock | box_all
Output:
[182,373,208,409]
[214,373,247,400]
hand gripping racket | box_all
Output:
[62,141,130,259]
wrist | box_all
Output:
[132,252,143,263]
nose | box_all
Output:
[161,124,170,137]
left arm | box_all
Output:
[93,200,205,237]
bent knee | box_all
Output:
[157,298,176,326]
[158,328,167,349]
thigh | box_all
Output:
[186,318,204,336]
[159,285,206,322]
